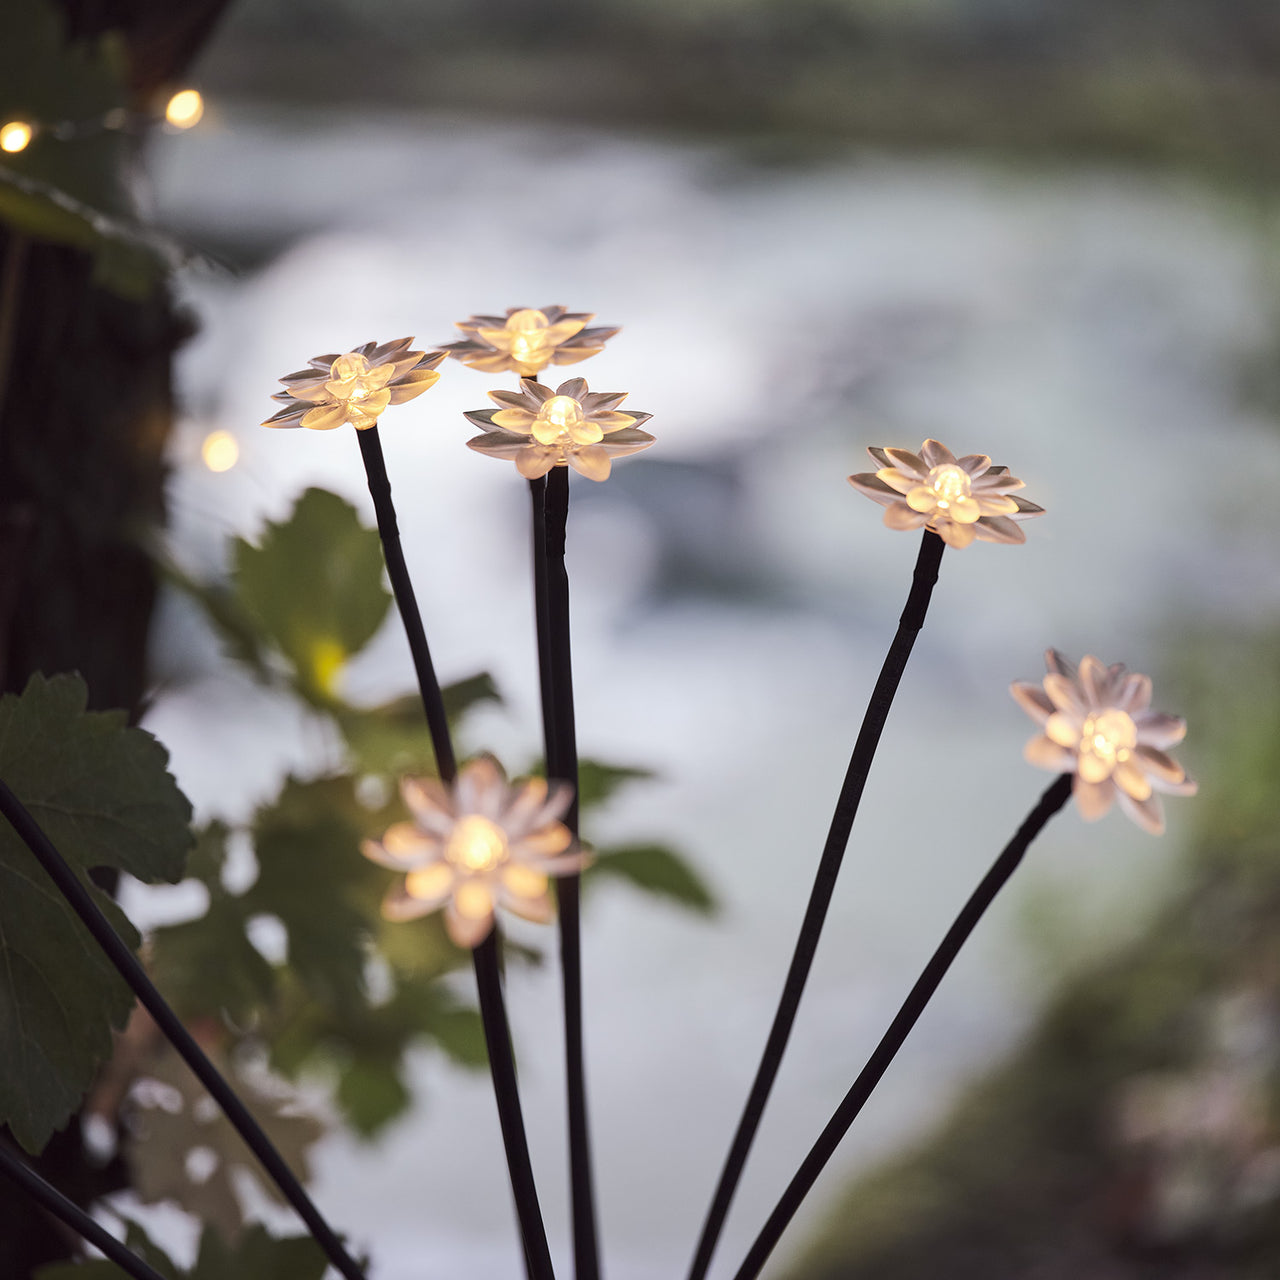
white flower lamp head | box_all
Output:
[362,757,588,948]
[263,338,445,432]
[1012,650,1197,834]
[848,438,1044,548]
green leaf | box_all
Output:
[586,843,717,915]
[335,1056,412,1136]
[0,673,193,1152]
[35,1221,328,1280]
[190,1226,328,1280]
[36,1218,181,1280]
[233,489,391,702]
[338,672,503,776]
[576,760,656,810]
[126,1049,323,1243]
[243,776,386,1013]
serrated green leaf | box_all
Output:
[126,1049,323,1242]
[244,776,384,1012]
[0,673,193,1152]
[150,894,277,1023]
[190,1226,328,1280]
[233,489,391,702]
[586,843,717,915]
[338,672,503,776]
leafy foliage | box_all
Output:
[587,842,717,915]
[125,1049,323,1241]
[146,485,710,1156]
[0,673,193,1152]
[36,1219,328,1280]
[232,489,391,703]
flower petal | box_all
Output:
[1024,735,1075,771]
[568,446,613,481]
[445,900,495,949]
[933,519,975,548]
[1131,745,1186,786]
[957,453,991,476]
[920,439,957,468]
[516,449,559,479]
[1133,711,1186,749]
[971,515,1026,544]
[456,757,506,819]
[1113,761,1153,801]
[1117,790,1165,835]
[883,503,929,531]
[1073,777,1115,822]
[1116,674,1154,715]
[1045,712,1081,748]
[1011,681,1056,724]
[848,473,901,507]
[1043,672,1085,714]
[883,448,927,477]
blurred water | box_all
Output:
[127,105,1280,1278]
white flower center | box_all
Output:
[507,309,550,363]
[446,815,509,872]
[1079,709,1137,774]
[532,394,591,445]
[927,463,971,510]
[329,353,379,402]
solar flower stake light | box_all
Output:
[0,306,1200,1280]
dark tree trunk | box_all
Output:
[0,1,232,1272]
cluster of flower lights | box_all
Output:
[261,304,1196,949]
[0,88,204,155]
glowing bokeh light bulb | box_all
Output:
[201,430,239,472]
[0,121,33,154]
[165,89,204,129]
[447,815,509,872]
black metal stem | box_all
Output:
[729,773,1074,1280]
[474,933,557,1280]
[687,530,946,1280]
[357,424,456,783]
[0,778,368,1280]
[0,1141,168,1280]
[357,424,554,1273]
[533,465,601,1280]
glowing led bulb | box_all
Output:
[929,463,970,507]
[1080,709,1137,774]
[165,89,204,129]
[532,394,600,445]
[200,430,239,472]
[447,815,509,872]
[0,121,33,154]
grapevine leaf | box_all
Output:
[0,673,193,1152]
[232,489,391,701]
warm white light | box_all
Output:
[929,463,970,508]
[0,121,33,154]
[447,815,508,872]
[165,90,204,129]
[201,430,239,472]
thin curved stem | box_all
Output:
[0,1141,168,1280]
[533,465,601,1280]
[356,424,553,1275]
[357,424,456,783]
[0,778,368,1280]
[475,933,558,1280]
[687,530,945,1280]
[730,773,1074,1280]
